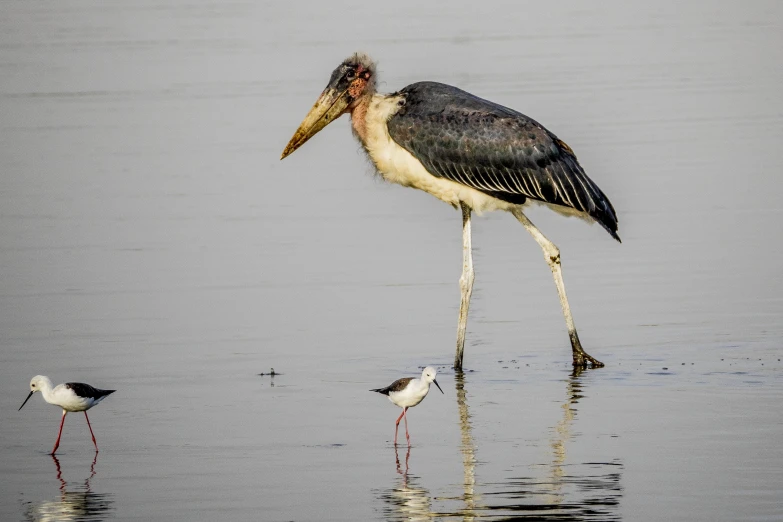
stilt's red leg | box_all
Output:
[394,408,406,445]
[51,411,67,455]
[84,411,98,451]
[403,408,411,445]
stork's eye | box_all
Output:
[31,384,35,387]
[345,69,356,80]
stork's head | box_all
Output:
[281,53,376,160]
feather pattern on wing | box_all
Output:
[387,82,619,241]
[65,383,115,400]
[370,377,413,396]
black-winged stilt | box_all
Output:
[371,366,443,446]
[19,375,115,454]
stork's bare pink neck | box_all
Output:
[349,95,372,143]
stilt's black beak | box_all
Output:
[433,379,444,394]
[19,391,34,411]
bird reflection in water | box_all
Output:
[395,444,410,478]
[377,373,480,521]
[454,370,481,518]
[481,367,623,520]
[23,453,114,522]
[377,369,622,520]
[546,367,585,504]
[377,445,436,521]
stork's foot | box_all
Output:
[570,332,604,368]
[573,350,604,368]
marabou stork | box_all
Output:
[281,53,619,370]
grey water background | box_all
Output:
[1,0,781,520]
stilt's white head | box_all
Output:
[19,375,51,411]
[421,367,444,394]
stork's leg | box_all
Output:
[510,208,604,368]
[455,202,475,371]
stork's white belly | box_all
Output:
[358,95,518,215]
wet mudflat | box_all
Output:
[1,1,782,520]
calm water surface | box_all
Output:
[1,1,782,520]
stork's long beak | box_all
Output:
[19,390,34,411]
[433,379,444,394]
[281,86,352,160]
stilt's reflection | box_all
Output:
[378,445,435,521]
[23,453,114,521]
[54,453,99,492]
[395,444,410,478]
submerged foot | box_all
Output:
[572,349,604,368]
[569,331,604,368]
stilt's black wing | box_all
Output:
[66,383,116,400]
[370,377,413,396]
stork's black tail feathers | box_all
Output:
[370,387,391,396]
[558,152,621,243]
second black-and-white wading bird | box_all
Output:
[19,375,116,454]
[371,367,444,446]
[281,53,620,370]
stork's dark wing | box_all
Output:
[387,82,619,241]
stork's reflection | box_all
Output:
[546,366,585,503]
[474,366,622,520]
[454,370,480,518]
[23,453,114,521]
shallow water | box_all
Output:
[1,0,782,520]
